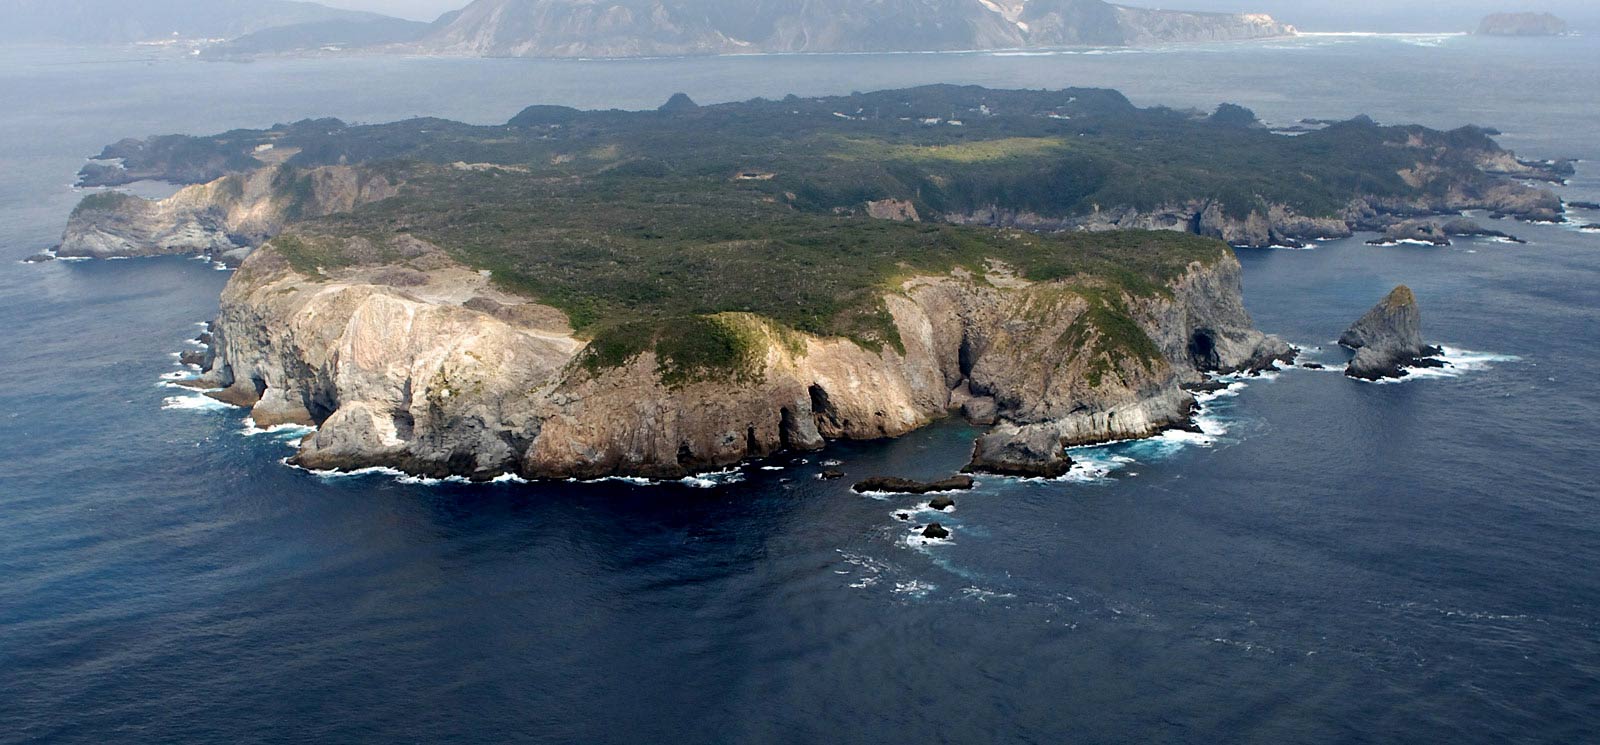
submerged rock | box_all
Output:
[853,475,975,495]
[921,523,951,540]
[1340,285,1443,380]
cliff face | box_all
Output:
[413,0,1294,58]
[57,165,399,260]
[195,241,1288,481]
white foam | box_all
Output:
[1358,345,1520,384]
[679,468,747,489]
[1192,380,1249,403]
[161,393,232,411]
[568,475,656,487]
[240,419,315,438]
[891,579,938,596]
[960,587,1017,602]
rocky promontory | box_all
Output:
[1340,286,1443,381]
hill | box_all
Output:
[413,0,1295,58]
[0,0,392,44]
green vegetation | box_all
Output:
[99,85,1515,383]
[71,191,137,214]
[1057,290,1166,387]
[294,165,1223,378]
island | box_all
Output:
[1476,12,1569,37]
[53,86,1568,480]
[1340,286,1443,381]
[413,0,1297,58]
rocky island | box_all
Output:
[1341,286,1443,381]
[1476,13,1569,37]
[55,86,1566,479]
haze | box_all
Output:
[321,0,1597,30]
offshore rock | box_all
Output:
[852,476,975,495]
[965,423,1074,478]
[1367,218,1524,246]
[1340,285,1442,381]
[1477,13,1567,37]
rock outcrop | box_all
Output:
[1340,285,1442,381]
[189,238,1290,481]
[57,165,399,260]
[852,476,975,495]
[1366,218,1523,247]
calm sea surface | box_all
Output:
[2,35,1598,744]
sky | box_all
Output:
[321,0,1597,30]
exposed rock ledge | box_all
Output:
[185,240,1292,481]
[56,164,398,260]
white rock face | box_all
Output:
[57,165,399,259]
[195,240,1289,480]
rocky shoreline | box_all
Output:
[171,241,1291,481]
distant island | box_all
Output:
[1476,12,1569,37]
[6,0,1298,58]
[410,0,1297,59]
[52,86,1568,481]
[0,0,390,45]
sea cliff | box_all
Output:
[188,237,1287,480]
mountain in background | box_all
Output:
[413,0,1296,58]
[204,17,438,57]
[0,0,390,44]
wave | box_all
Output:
[240,419,315,438]
[1359,345,1521,384]
[160,392,233,411]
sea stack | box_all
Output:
[1340,285,1443,380]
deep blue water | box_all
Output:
[2,36,1598,744]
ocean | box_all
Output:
[1,34,1598,744]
